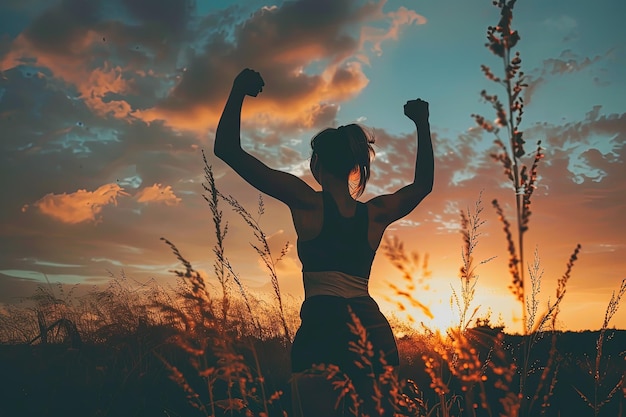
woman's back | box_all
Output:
[297,191,375,279]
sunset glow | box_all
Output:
[0,0,624,334]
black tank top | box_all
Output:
[297,192,376,279]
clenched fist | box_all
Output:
[404,99,429,125]
[233,68,265,97]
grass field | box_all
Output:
[0,262,624,417]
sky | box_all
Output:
[0,0,624,333]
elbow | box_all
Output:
[214,143,243,169]
[413,176,433,198]
[425,179,434,195]
[423,171,434,195]
[213,140,231,162]
[214,145,226,161]
[419,183,433,201]
[214,130,243,163]
[213,135,224,157]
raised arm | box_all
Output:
[368,99,434,226]
[214,69,316,209]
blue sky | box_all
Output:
[0,0,624,332]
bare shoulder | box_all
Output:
[291,191,324,240]
[364,194,390,224]
[364,196,390,250]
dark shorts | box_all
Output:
[291,295,399,376]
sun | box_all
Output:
[379,295,462,336]
[420,301,461,333]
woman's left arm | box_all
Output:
[368,99,434,225]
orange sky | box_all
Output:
[0,0,624,333]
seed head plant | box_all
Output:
[472,1,584,414]
[454,191,495,332]
[202,150,232,329]
[575,279,626,417]
[381,235,433,323]
[158,236,287,417]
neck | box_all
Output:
[321,176,353,202]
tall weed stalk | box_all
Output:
[216,184,292,343]
[473,2,581,413]
[385,195,516,417]
[158,237,286,416]
[203,152,265,336]
[454,192,494,331]
[575,279,626,417]
[202,151,231,329]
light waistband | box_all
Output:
[303,271,369,299]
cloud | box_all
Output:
[128,0,426,132]
[366,126,490,200]
[543,49,604,75]
[0,23,134,120]
[119,0,194,37]
[0,0,622,332]
[0,0,196,123]
[360,6,427,56]
[0,0,426,137]
[525,108,625,183]
[30,183,128,224]
[0,273,43,303]
[524,49,610,105]
[135,183,181,206]
[26,181,183,224]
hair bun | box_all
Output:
[311,124,375,198]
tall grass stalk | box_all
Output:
[454,192,494,331]
[203,155,264,336]
[522,245,581,414]
[473,2,582,414]
[158,237,285,416]
[380,236,433,322]
[385,195,508,417]
[575,278,626,417]
[202,151,231,328]
[473,0,537,332]
[218,187,291,343]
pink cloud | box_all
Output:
[0,0,426,133]
[31,184,128,224]
[135,183,181,206]
[0,30,134,119]
[134,0,426,132]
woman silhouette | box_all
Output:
[214,68,433,416]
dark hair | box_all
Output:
[310,123,375,197]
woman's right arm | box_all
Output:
[214,69,316,209]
